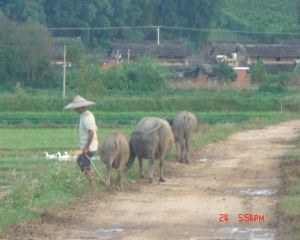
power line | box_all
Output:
[1,25,300,35]
[47,26,157,30]
[44,25,300,36]
[161,26,300,35]
[0,44,50,49]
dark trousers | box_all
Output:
[77,151,94,172]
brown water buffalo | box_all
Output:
[99,132,130,190]
[126,117,174,183]
[168,111,197,164]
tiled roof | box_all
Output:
[107,39,189,59]
[245,45,300,58]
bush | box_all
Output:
[68,58,104,97]
[66,57,172,95]
[212,62,237,84]
[102,66,128,90]
[259,73,288,92]
[251,60,267,86]
[125,57,171,91]
[101,57,172,92]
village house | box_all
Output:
[243,43,299,74]
[181,41,250,88]
[202,40,300,72]
[189,40,300,88]
[52,42,65,66]
[51,37,82,67]
[101,39,300,89]
[102,39,189,69]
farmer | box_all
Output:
[64,95,98,183]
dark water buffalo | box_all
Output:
[99,132,130,190]
[168,111,197,164]
[126,117,174,183]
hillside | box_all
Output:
[210,0,299,42]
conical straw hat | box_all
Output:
[63,95,96,110]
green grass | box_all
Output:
[0,126,132,232]
[279,138,300,239]
[1,88,300,112]
[0,112,299,234]
[0,111,296,127]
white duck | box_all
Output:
[44,152,57,160]
[57,152,71,161]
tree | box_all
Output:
[212,62,237,85]
[68,57,103,97]
[125,57,171,91]
[298,0,300,24]
[0,13,54,89]
[1,0,223,47]
[250,60,267,86]
[140,0,223,45]
[0,0,46,23]
[99,57,171,92]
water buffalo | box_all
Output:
[126,117,174,183]
[99,132,130,190]
[168,111,197,164]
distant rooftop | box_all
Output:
[245,45,300,58]
[106,39,189,59]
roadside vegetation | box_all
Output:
[279,138,300,240]
[1,88,300,112]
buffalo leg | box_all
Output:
[158,146,168,182]
[177,135,185,163]
[138,157,144,178]
[147,157,155,184]
[106,164,112,189]
[180,141,185,163]
[185,138,190,164]
[117,166,124,191]
[159,157,166,182]
[175,142,180,160]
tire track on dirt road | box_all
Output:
[3,120,300,240]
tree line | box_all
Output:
[0,0,299,90]
[0,0,223,90]
[0,0,222,47]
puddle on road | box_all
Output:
[190,227,276,240]
[66,227,140,240]
[64,226,275,240]
[95,228,124,233]
[224,188,278,196]
[239,189,278,196]
[197,158,210,163]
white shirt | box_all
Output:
[79,110,98,152]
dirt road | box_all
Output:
[4,120,300,240]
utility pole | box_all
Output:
[157,26,160,46]
[62,44,66,98]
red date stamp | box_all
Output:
[219,213,265,222]
[219,213,230,222]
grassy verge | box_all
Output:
[279,138,300,240]
[1,88,300,112]
[0,111,294,127]
[0,112,299,234]
[0,126,131,233]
